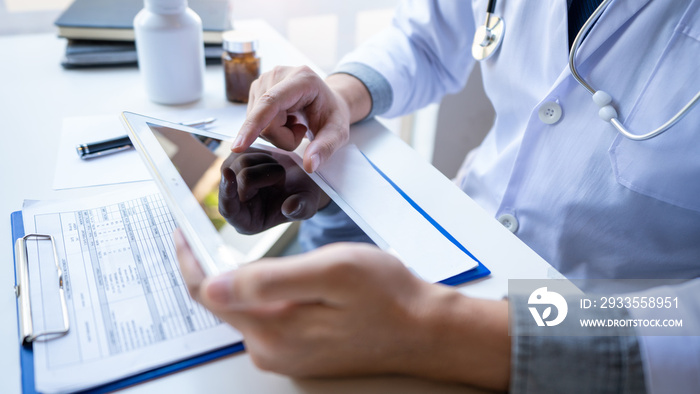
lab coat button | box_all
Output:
[498,213,519,233]
[538,101,562,124]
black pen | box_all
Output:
[75,117,216,160]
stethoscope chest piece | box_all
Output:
[472,13,504,61]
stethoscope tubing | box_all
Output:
[476,0,700,141]
[568,0,700,140]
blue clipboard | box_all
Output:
[10,211,245,394]
[11,194,487,392]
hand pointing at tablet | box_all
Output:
[231,66,372,173]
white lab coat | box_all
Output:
[338,0,700,392]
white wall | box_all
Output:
[432,64,494,179]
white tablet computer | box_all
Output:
[121,111,487,285]
[120,111,300,276]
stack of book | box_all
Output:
[55,0,232,68]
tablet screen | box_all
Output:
[147,124,274,256]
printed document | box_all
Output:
[315,144,479,283]
[22,183,242,393]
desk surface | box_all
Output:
[0,20,499,394]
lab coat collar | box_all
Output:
[573,0,652,65]
[544,0,653,114]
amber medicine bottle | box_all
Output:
[222,31,260,103]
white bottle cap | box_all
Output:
[145,0,187,14]
[222,30,259,53]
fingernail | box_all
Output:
[206,275,233,305]
[310,154,320,172]
[286,202,304,218]
[232,135,243,150]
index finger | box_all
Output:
[232,76,319,152]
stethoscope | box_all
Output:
[471,0,700,141]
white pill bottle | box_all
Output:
[134,0,205,104]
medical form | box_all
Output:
[21,183,242,393]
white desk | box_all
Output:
[0,19,491,394]
[0,19,556,394]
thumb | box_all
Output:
[281,192,318,220]
[303,121,349,173]
[202,244,363,309]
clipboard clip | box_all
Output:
[14,234,70,346]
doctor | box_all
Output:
[176,0,700,392]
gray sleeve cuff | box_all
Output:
[331,62,393,120]
[510,295,647,394]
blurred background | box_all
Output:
[0,0,494,179]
